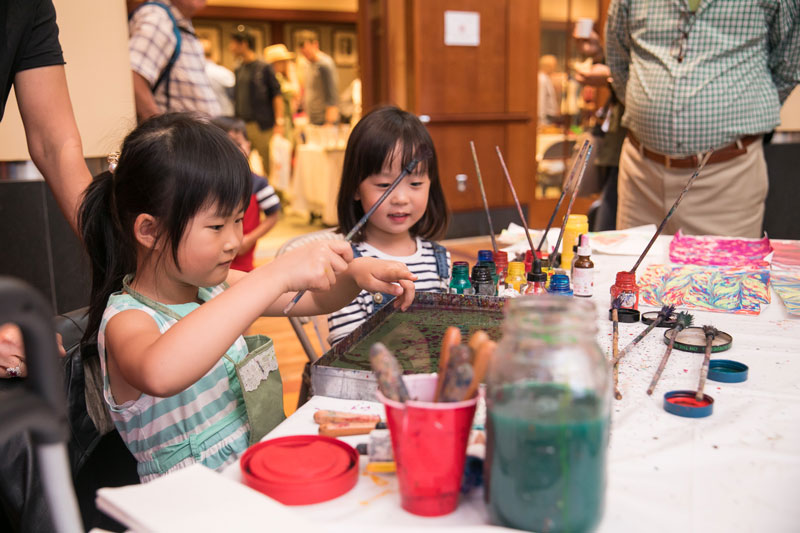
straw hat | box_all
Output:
[264,44,295,64]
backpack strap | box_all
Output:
[430,241,450,280]
[130,1,183,110]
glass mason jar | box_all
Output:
[485,296,610,533]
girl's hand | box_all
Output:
[349,257,417,310]
[274,240,354,293]
[0,323,66,378]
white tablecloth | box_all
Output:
[291,142,345,226]
[220,236,800,532]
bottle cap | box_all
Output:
[663,390,714,418]
[527,258,547,282]
[507,261,525,276]
[608,308,640,322]
[707,359,749,383]
[663,327,733,353]
[477,250,493,263]
[577,234,591,256]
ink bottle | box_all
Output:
[610,271,639,309]
[522,258,547,295]
[485,296,610,533]
[494,251,509,294]
[524,250,533,274]
[477,250,498,288]
[561,214,589,270]
[477,249,493,264]
[449,261,474,295]
[503,261,526,297]
[572,235,594,298]
[471,265,497,296]
[547,273,573,296]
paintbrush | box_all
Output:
[283,145,434,314]
[536,140,590,252]
[629,150,713,274]
[462,339,495,401]
[439,345,474,402]
[696,325,719,401]
[370,342,410,402]
[549,143,593,269]
[647,311,693,395]
[496,146,536,257]
[612,305,675,366]
[469,141,498,255]
[435,326,462,402]
[611,296,622,400]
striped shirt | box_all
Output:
[253,174,280,216]
[606,0,800,156]
[98,284,250,482]
[327,238,451,344]
[129,1,221,116]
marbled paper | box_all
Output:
[639,264,770,315]
[669,230,772,267]
[771,273,800,316]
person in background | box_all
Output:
[296,30,340,126]
[328,106,451,345]
[200,37,235,116]
[78,112,416,481]
[1,0,92,234]
[606,0,800,237]
[229,29,284,170]
[538,55,560,126]
[264,43,298,149]
[211,116,281,272]
[573,23,626,231]
[128,0,221,121]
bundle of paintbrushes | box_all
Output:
[435,327,495,402]
[313,410,385,437]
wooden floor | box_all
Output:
[250,236,492,416]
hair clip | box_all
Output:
[108,151,120,173]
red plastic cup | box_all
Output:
[376,374,477,516]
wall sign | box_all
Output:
[444,11,480,47]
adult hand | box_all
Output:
[574,63,612,87]
[349,257,417,311]
[274,240,354,293]
[0,324,66,378]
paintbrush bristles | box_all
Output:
[658,305,676,319]
[611,296,623,310]
[702,325,719,339]
[676,312,694,330]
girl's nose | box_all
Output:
[390,185,409,204]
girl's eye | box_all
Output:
[235,217,244,224]
[209,225,224,231]
[410,181,424,187]
[375,182,391,189]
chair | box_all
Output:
[537,139,577,197]
[274,228,345,363]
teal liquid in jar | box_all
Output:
[485,296,610,533]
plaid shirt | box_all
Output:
[606,0,800,156]
[129,1,221,116]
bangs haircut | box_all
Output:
[337,105,448,242]
[114,113,251,270]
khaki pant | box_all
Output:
[617,137,768,238]
[245,121,274,172]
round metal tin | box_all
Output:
[609,308,641,323]
[663,390,714,418]
[240,435,359,505]
[663,327,732,353]
[641,310,679,327]
[708,359,749,383]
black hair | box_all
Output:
[210,116,248,140]
[295,30,319,48]
[79,113,251,344]
[231,30,255,51]
[336,105,448,242]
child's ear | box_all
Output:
[133,214,160,249]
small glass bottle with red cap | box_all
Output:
[610,271,639,309]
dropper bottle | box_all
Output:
[523,258,548,295]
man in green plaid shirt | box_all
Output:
[606,0,799,237]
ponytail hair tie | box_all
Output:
[107,151,120,174]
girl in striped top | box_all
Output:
[79,113,416,481]
[328,106,451,344]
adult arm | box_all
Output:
[128,4,176,120]
[14,66,92,234]
[265,66,285,134]
[604,0,632,105]
[320,64,340,124]
[767,1,800,104]
[132,72,162,121]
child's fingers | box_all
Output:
[394,279,416,310]
[326,240,355,263]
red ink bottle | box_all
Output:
[610,271,639,309]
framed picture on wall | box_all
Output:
[333,30,357,66]
[195,24,223,63]
[290,26,321,55]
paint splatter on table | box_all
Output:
[639,264,770,315]
[668,230,772,267]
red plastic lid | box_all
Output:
[240,435,359,505]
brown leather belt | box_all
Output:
[627,133,761,169]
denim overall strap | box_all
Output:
[430,241,450,279]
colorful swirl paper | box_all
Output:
[771,273,800,316]
[771,240,800,271]
[669,230,772,267]
[639,264,770,315]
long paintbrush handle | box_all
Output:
[537,141,589,251]
[283,156,426,315]
[612,310,621,400]
[551,144,593,265]
[629,150,713,273]
[496,147,536,255]
[647,328,681,395]
[612,320,658,365]
[469,141,498,255]
[696,339,713,401]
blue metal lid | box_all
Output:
[708,359,749,383]
[663,390,714,418]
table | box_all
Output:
[291,129,347,226]
[223,236,800,532]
